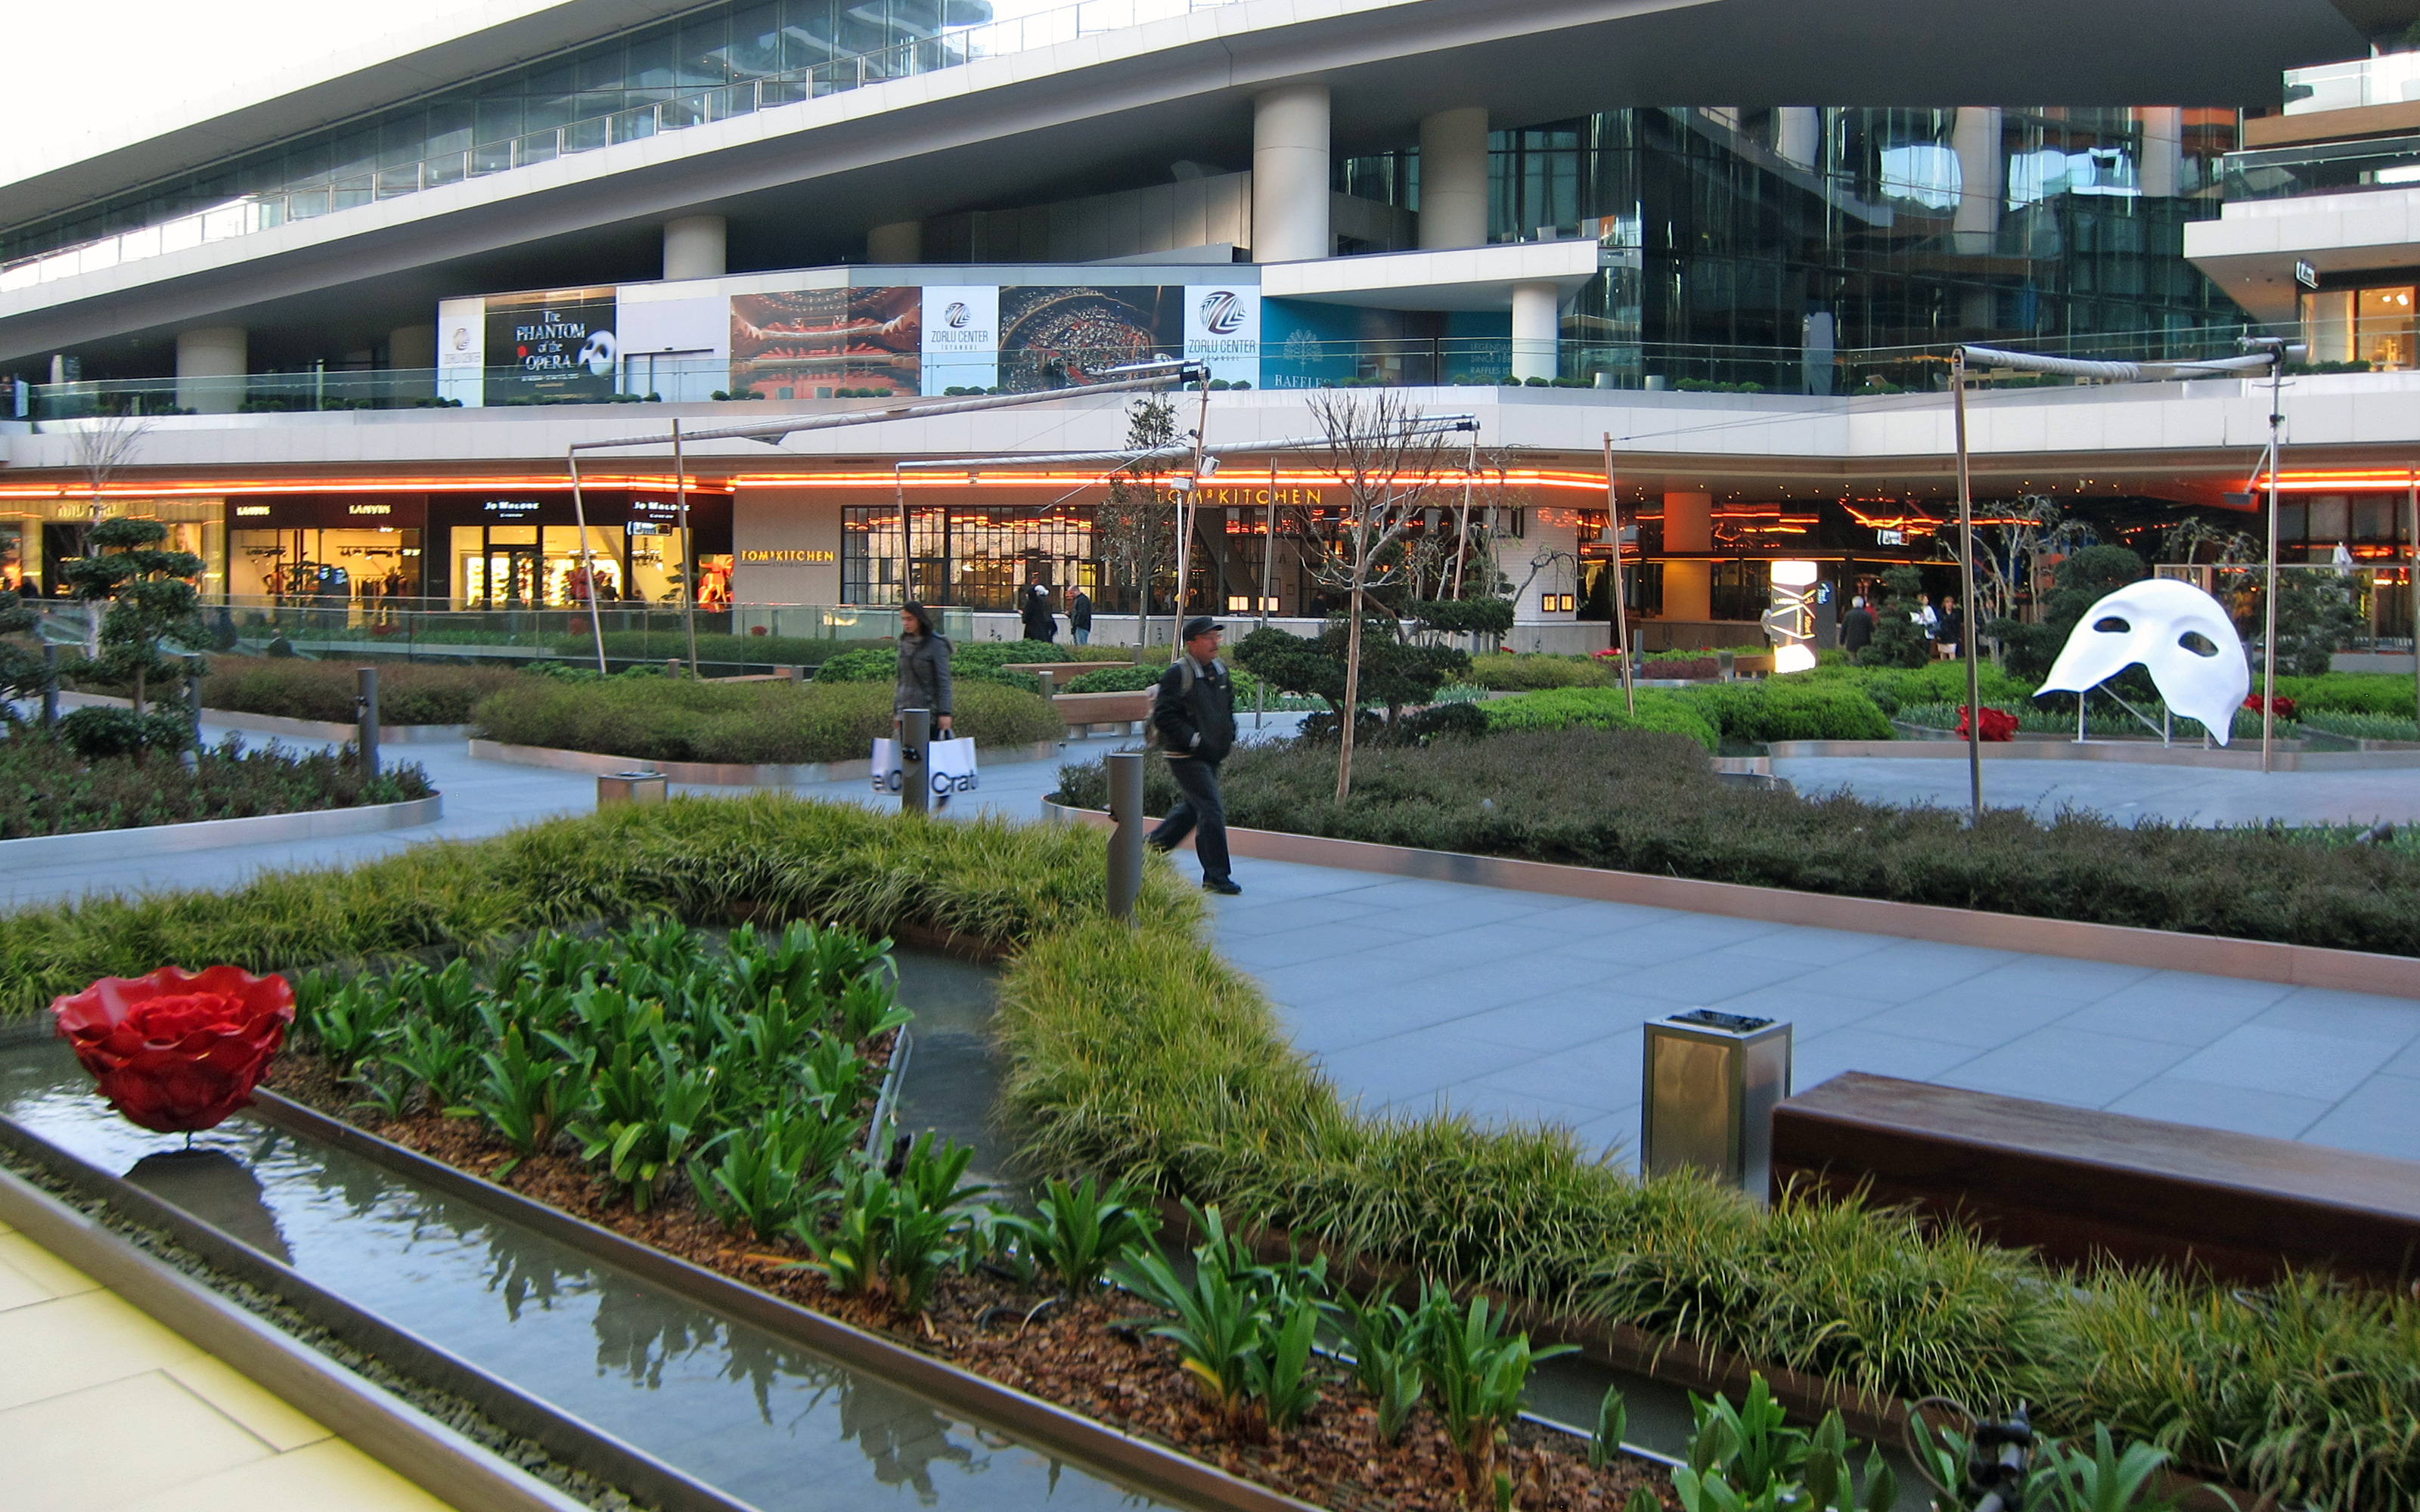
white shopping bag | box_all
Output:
[870,736,980,797]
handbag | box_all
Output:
[870,736,981,796]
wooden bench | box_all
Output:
[1052,689,1153,733]
[1770,1072,2420,1284]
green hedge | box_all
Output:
[1056,726,2420,956]
[203,659,524,725]
[2276,672,2419,717]
[0,798,2402,1510]
[1481,687,1720,749]
[470,677,1063,764]
[1680,680,1895,742]
[1470,652,1612,690]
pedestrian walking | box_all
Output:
[1068,586,1094,646]
[1020,584,1057,643]
[1840,595,1874,660]
[1934,593,1964,661]
[895,601,955,809]
[1146,616,1240,895]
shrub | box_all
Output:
[2275,672,2417,717]
[1061,665,1158,694]
[203,659,526,725]
[469,677,1063,764]
[1481,687,1720,750]
[0,730,430,836]
[1683,680,1894,742]
[813,638,1091,693]
[56,705,192,759]
[1471,652,1611,690]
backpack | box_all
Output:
[1143,656,1196,749]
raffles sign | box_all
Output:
[486,289,619,403]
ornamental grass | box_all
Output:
[0,733,432,840]
[469,676,1065,764]
[0,795,2412,1508]
[203,658,525,725]
[1056,728,2420,956]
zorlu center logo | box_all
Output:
[944,302,972,328]
[1198,290,1247,335]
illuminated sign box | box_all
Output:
[740,549,836,563]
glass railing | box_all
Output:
[0,0,1253,293]
[2282,52,2420,115]
[2220,134,2420,200]
[8,325,2310,420]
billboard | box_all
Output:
[1184,284,1260,386]
[920,285,1000,393]
[484,288,619,404]
[436,297,484,405]
[997,286,1183,389]
[730,287,922,398]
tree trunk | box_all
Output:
[133,665,145,717]
[1336,580,1365,802]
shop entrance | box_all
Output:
[475,545,541,608]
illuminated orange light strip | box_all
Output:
[0,475,723,500]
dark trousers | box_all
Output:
[1148,757,1229,883]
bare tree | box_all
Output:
[1094,396,1178,629]
[1298,391,1462,801]
[66,416,156,655]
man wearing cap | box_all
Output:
[1147,617,1241,895]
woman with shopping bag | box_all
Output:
[892,602,956,807]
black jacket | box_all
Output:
[1068,592,1093,630]
[1840,606,1874,653]
[1153,655,1236,764]
[1020,599,1056,640]
[893,631,953,717]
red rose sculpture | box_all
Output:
[1954,705,2019,742]
[2243,693,2298,720]
[50,966,295,1133]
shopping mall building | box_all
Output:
[4,0,2419,647]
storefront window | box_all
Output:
[231,526,417,609]
[2358,286,2416,370]
[2300,288,2355,366]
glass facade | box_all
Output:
[1340,107,2244,389]
[1,0,993,265]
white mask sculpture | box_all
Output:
[2037,578,2250,743]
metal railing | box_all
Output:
[1,0,1254,292]
[2282,51,2420,116]
[9,324,2315,420]
[2222,134,2420,202]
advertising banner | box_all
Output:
[1184,284,1260,386]
[997,286,1183,390]
[1258,297,1357,390]
[436,297,485,407]
[483,289,619,404]
[920,285,1000,393]
[731,287,921,398]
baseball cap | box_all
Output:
[1181,616,1224,640]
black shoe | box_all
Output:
[1202,877,1242,896]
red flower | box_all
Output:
[2244,693,2298,719]
[1955,705,2018,742]
[51,967,295,1133]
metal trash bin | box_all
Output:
[598,770,668,807]
[1640,1009,1792,1194]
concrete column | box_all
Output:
[1663,491,1711,552]
[1951,107,2003,256]
[1417,107,1490,249]
[2138,107,2183,198]
[1661,489,1714,621]
[662,215,728,280]
[1510,281,1560,381]
[175,327,247,414]
[1252,83,1331,262]
[867,220,921,264]
[1775,107,1821,169]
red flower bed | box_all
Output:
[51,966,294,1132]
[1954,705,2019,742]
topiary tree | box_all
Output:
[1989,544,2146,683]
[1862,565,1935,668]
[1234,618,1470,726]
[2270,568,2366,677]
[59,517,206,714]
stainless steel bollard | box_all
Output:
[599,770,668,806]
[1641,1009,1792,1196]
[355,667,380,779]
[900,708,932,814]
[1106,750,1145,919]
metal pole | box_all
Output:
[2262,357,2282,773]
[570,450,607,673]
[900,707,931,814]
[1173,376,1213,655]
[1953,351,1982,823]
[355,666,380,779]
[1450,429,1477,598]
[1258,460,1276,729]
[40,643,57,729]
[895,464,909,608]
[185,665,203,770]
[1606,432,1636,716]
[675,418,699,678]
[1106,750,1144,920]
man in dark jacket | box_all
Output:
[1068,587,1094,645]
[1840,596,1875,660]
[1147,616,1240,894]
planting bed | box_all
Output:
[0,730,433,839]
[470,675,1066,765]
[0,798,2407,1511]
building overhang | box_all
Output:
[1260,240,1608,311]
[2185,185,2420,324]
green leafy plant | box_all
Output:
[460,1026,582,1169]
[383,1019,479,1109]
[1111,1205,1282,1429]
[836,974,912,1044]
[1246,1292,1326,1431]
[299,978,403,1074]
[569,1043,716,1212]
[690,1099,860,1240]
[1415,1284,1576,1495]
[1013,1174,1159,1292]
[790,1160,892,1297]
[1337,1286,1427,1443]
[1591,1383,1627,1471]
